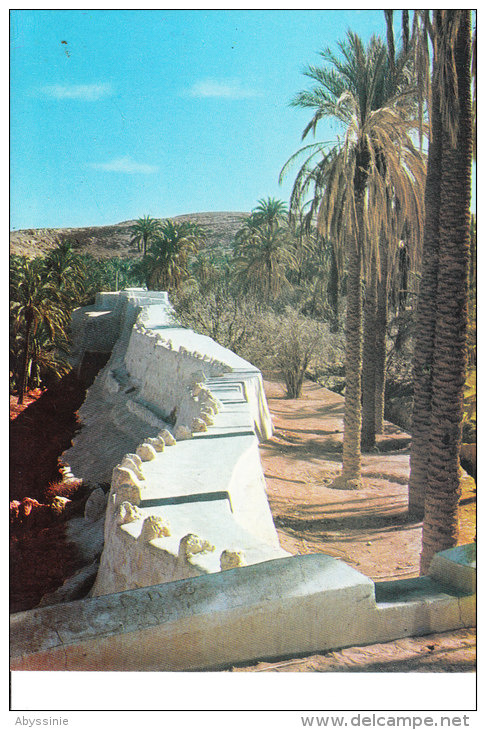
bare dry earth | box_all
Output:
[231,378,476,673]
[9,211,249,260]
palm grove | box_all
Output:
[10,10,475,573]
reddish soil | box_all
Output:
[231,377,476,673]
[10,374,86,503]
[9,374,90,613]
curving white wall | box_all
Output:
[63,289,284,597]
[11,289,476,671]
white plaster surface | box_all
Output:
[63,289,283,596]
[428,543,477,594]
[10,548,476,672]
[64,289,272,480]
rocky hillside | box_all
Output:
[9,211,249,260]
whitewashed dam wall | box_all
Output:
[10,288,476,672]
[63,288,286,596]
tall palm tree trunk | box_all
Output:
[374,234,389,434]
[341,234,363,485]
[361,251,377,450]
[328,244,339,332]
[18,311,33,405]
[420,10,472,572]
[339,158,368,488]
[408,58,443,518]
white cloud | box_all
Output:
[88,156,158,174]
[40,83,113,101]
[187,78,259,99]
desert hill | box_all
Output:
[9,211,249,260]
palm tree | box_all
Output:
[44,238,85,305]
[142,220,203,291]
[233,219,295,302]
[289,223,340,324]
[408,10,472,513]
[362,161,424,450]
[406,11,474,571]
[290,202,342,326]
[130,215,160,256]
[74,254,113,305]
[10,257,70,403]
[104,257,136,291]
[26,327,71,390]
[250,197,289,229]
[359,25,425,451]
[283,32,424,486]
[190,250,231,294]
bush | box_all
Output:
[243,309,332,398]
[171,285,262,355]
[172,284,344,399]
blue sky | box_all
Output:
[11,9,412,230]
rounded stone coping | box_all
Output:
[118,498,288,574]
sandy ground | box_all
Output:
[230,378,476,673]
